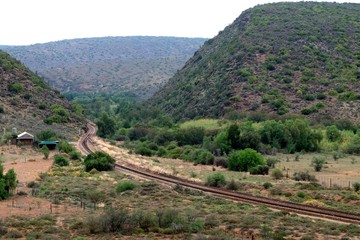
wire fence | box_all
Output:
[316,175,357,189]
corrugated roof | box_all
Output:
[17,132,34,140]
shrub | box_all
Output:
[311,156,326,172]
[266,157,279,168]
[156,146,168,157]
[69,150,82,160]
[271,168,284,180]
[205,173,226,187]
[116,181,136,193]
[226,179,239,190]
[293,171,317,182]
[54,155,69,167]
[8,83,24,93]
[84,151,115,172]
[345,136,360,154]
[58,141,74,153]
[190,149,214,165]
[27,181,40,188]
[41,145,50,160]
[263,182,273,189]
[353,182,360,192]
[296,191,306,198]
[228,148,265,172]
[36,130,57,141]
[326,125,341,142]
[135,145,153,156]
[249,165,269,175]
[0,106,4,113]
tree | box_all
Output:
[41,145,50,160]
[227,124,241,149]
[311,156,326,172]
[326,125,341,142]
[4,169,17,193]
[228,148,265,172]
[353,182,360,192]
[215,131,231,154]
[86,190,105,208]
[96,113,116,138]
[84,151,115,172]
[0,179,9,200]
[36,130,57,141]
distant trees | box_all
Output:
[36,130,57,141]
[96,113,116,138]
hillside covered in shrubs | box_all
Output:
[0,51,85,140]
[149,2,360,122]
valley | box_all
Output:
[0,1,360,239]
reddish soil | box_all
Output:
[0,146,54,219]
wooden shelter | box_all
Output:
[17,132,34,145]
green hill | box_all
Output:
[0,51,85,140]
[149,2,360,122]
[3,36,206,99]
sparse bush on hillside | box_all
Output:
[8,83,24,93]
[116,181,136,193]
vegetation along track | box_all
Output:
[81,122,360,225]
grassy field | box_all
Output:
[179,119,228,130]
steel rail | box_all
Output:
[81,122,360,225]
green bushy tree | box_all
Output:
[84,151,115,172]
[228,148,265,172]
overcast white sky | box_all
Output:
[1,0,359,45]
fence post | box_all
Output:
[330,178,332,188]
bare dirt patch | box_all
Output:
[0,145,55,219]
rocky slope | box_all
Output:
[149,2,360,122]
[0,51,85,140]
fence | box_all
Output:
[316,175,357,189]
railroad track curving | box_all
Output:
[80,122,360,225]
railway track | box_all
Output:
[80,122,360,225]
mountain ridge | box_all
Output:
[149,2,360,122]
[2,36,207,99]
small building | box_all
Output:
[16,132,34,145]
[38,141,59,150]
